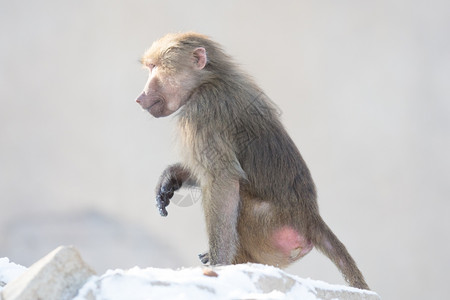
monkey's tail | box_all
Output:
[310,216,370,290]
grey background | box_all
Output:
[1,1,449,299]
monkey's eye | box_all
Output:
[148,64,156,72]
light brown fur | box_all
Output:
[136,32,369,290]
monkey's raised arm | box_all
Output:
[155,163,196,216]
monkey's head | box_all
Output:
[136,32,214,118]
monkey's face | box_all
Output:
[135,65,188,118]
[136,45,207,118]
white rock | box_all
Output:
[1,247,380,300]
[0,258,26,292]
[75,263,380,300]
[1,246,95,300]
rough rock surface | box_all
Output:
[1,246,95,300]
[1,246,380,300]
[75,264,380,300]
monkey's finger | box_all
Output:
[165,191,174,199]
[159,206,168,217]
[162,194,171,207]
[156,202,169,216]
[156,195,169,217]
[156,193,170,207]
[160,185,175,201]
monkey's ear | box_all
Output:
[193,47,207,70]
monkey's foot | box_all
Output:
[198,252,210,264]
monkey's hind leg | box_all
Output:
[232,245,256,265]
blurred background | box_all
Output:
[1,1,449,299]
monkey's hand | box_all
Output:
[156,164,194,217]
[156,178,181,217]
[198,252,210,264]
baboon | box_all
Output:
[136,32,369,290]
